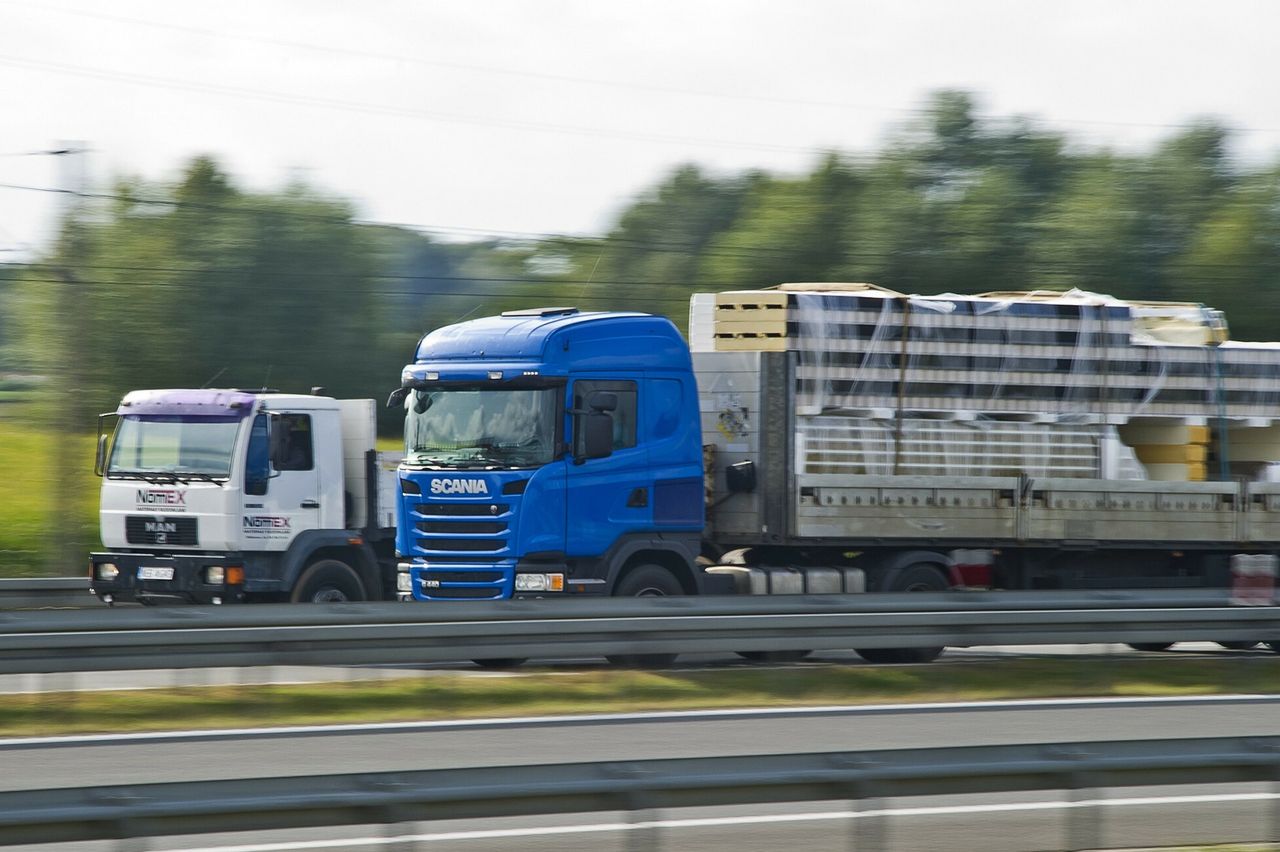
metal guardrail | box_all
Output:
[0,589,1275,675]
[0,735,1276,847]
[0,577,97,610]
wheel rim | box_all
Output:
[635,586,667,597]
[311,587,349,603]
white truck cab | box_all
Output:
[90,389,398,604]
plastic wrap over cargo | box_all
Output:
[704,283,1280,481]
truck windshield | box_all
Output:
[107,415,242,480]
[404,387,558,468]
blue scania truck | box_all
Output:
[389,308,712,607]
[389,290,1280,663]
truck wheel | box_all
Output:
[472,658,528,668]
[291,559,366,603]
[854,563,947,665]
[1127,642,1174,652]
[606,564,681,668]
[737,650,812,663]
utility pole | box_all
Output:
[48,142,87,576]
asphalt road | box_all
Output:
[4,695,1280,851]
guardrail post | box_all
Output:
[1047,747,1102,852]
[604,763,662,852]
[359,775,420,852]
[830,755,887,852]
[88,790,151,852]
[114,834,149,852]
[1261,741,1280,846]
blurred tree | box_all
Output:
[578,164,759,317]
[1170,165,1280,341]
[701,153,860,290]
[18,157,387,410]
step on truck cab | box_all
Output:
[90,389,399,605]
[392,308,711,602]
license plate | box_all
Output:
[137,566,175,581]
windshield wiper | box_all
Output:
[108,470,180,484]
[172,470,227,487]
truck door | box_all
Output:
[565,379,650,557]
[242,412,322,550]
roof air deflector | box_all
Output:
[501,307,579,318]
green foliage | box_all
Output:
[0,420,97,576]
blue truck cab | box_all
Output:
[392,307,708,601]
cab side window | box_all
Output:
[574,380,637,450]
[276,413,314,471]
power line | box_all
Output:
[0,53,830,157]
[11,0,1280,137]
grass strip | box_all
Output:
[3,656,1277,738]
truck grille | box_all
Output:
[416,503,508,517]
[423,571,504,583]
[416,538,503,552]
[417,521,507,535]
[125,516,198,546]
[423,585,505,599]
[413,499,512,558]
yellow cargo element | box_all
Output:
[1133,444,1208,464]
[1144,462,1208,482]
[1117,423,1211,445]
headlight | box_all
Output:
[515,573,564,592]
[204,566,225,585]
[396,570,413,593]
[95,563,119,581]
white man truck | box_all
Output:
[89,389,399,604]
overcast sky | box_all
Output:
[2,0,1278,258]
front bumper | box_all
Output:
[89,551,246,605]
[401,559,608,601]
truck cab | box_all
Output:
[394,308,707,601]
[90,389,397,605]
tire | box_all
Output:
[290,559,366,603]
[736,650,813,663]
[606,564,682,668]
[472,658,527,669]
[1127,642,1174,652]
[856,647,943,664]
[854,564,948,665]
[1217,641,1259,651]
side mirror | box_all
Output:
[94,412,117,477]
[94,434,109,477]
[578,412,614,463]
[267,413,288,468]
[386,387,411,409]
